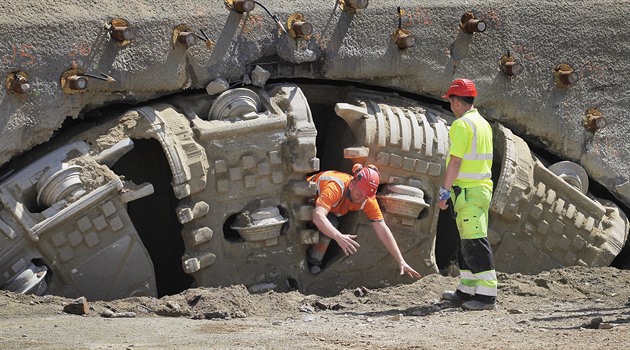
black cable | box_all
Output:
[253,1,287,33]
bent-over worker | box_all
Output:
[306,163,421,278]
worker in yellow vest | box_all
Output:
[438,78,497,311]
[306,164,421,278]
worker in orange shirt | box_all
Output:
[306,163,421,278]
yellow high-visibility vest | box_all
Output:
[447,109,493,189]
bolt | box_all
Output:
[291,21,313,37]
[554,64,579,87]
[177,31,197,47]
[585,109,606,131]
[460,11,486,34]
[558,70,579,85]
[111,26,132,41]
[11,74,31,93]
[586,115,607,130]
[395,33,415,49]
[463,18,486,33]
[500,60,524,76]
[67,75,88,91]
[346,0,369,10]
[232,0,255,13]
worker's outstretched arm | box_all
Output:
[312,206,360,255]
[372,220,421,278]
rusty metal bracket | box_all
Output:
[287,13,312,39]
[339,0,368,14]
[392,7,415,49]
[5,70,31,94]
[584,108,607,131]
[172,24,197,48]
[107,18,132,46]
[60,67,88,94]
[460,11,486,34]
[554,63,579,86]
[499,52,523,76]
[225,0,255,13]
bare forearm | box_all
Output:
[373,221,421,278]
[312,207,340,239]
[442,156,462,190]
[313,206,361,255]
[374,223,405,263]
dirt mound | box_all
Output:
[1,267,629,349]
[2,267,629,319]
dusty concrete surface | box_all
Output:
[1,0,629,208]
[1,266,629,349]
[1,2,630,347]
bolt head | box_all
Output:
[347,0,368,10]
[112,27,133,41]
[177,32,197,47]
[67,75,88,90]
[586,115,607,130]
[233,0,255,13]
[476,20,487,32]
[559,70,579,85]
[502,61,523,76]
[465,19,486,33]
[17,82,31,93]
[11,75,31,93]
[396,34,416,49]
[292,21,313,36]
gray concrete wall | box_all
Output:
[1,0,629,207]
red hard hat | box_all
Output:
[352,164,380,197]
[442,78,478,98]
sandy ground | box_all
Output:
[1,266,629,350]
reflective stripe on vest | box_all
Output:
[456,113,492,181]
[459,115,493,161]
[315,172,367,211]
[316,172,345,207]
[458,171,492,180]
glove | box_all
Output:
[438,186,451,201]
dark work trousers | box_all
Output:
[452,186,497,302]
[307,213,339,266]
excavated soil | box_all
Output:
[1,266,629,349]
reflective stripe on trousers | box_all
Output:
[457,269,498,297]
[455,237,498,298]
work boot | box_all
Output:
[309,265,322,274]
[461,300,496,311]
[441,290,473,304]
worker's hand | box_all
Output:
[438,186,450,210]
[335,234,360,256]
[399,261,421,278]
